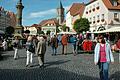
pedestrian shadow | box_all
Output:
[0,54,13,61]
[0,67,100,80]
[110,71,120,80]
[30,60,71,68]
[45,60,71,67]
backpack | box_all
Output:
[28,42,35,53]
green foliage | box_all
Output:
[56,27,60,33]
[46,30,51,35]
[73,18,90,33]
[62,24,66,31]
[38,31,44,35]
[5,26,15,34]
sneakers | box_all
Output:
[25,65,29,67]
[39,65,44,68]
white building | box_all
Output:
[66,3,85,31]
[39,18,58,35]
[83,0,120,32]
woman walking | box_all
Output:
[25,36,35,67]
[94,35,114,80]
[13,36,19,60]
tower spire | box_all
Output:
[57,0,64,25]
[60,0,63,9]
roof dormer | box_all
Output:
[112,0,118,6]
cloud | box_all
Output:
[29,9,56,18]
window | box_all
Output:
[101,14,104,19]
[93,16,95,23]
[114,13,119,21]
[113,1,118,6]
[114,13,119,19]
[97,15,100,22]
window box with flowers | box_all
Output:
[101,19,104,22]
[92,8,95,12]
[96,6,99,10]
[93,21,95,23]
[97,20,100,23]
[89,10,91,13]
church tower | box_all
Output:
[57,0,64,25]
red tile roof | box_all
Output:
[87,0,120,10]
[31,24,38,27]
[102,0,120,10]
[67,3,85,16]
[39,18,58,26]
[73,4,85,16]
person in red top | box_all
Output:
[94,35,114,80]
[61,34,68,55]
[82,38,88,51]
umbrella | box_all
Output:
[13,33,23,39]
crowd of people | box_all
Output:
[0,33,120,80]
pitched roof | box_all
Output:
[102,0,120,10]
[31,24,38,27]
[39,18,58,26]
[67,3,85,16]
[86,0,120,10]
[73,4,85,16]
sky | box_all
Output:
[0,0,89,26]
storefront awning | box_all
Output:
[94,27,120,33]
[57,31,77,34]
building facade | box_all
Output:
[39,18,58,35]
[24,24,39,35]
[66,3,85,31]
[0,7,16,32]
[83,0,120,32]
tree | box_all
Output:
[5,26,15,37]
[62,24,67,31]
[73,18,90,33]
[38,31,44,35]
[46,30,51,35]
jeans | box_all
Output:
[14,48,18,59]
[52,46,57,55]
[26,50,33,65]
[38,54,44,66]
[98,62,109,80]
[72,44,77,54]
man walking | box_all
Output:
[36,36,46,68]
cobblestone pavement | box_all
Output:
[0,44,120,80]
